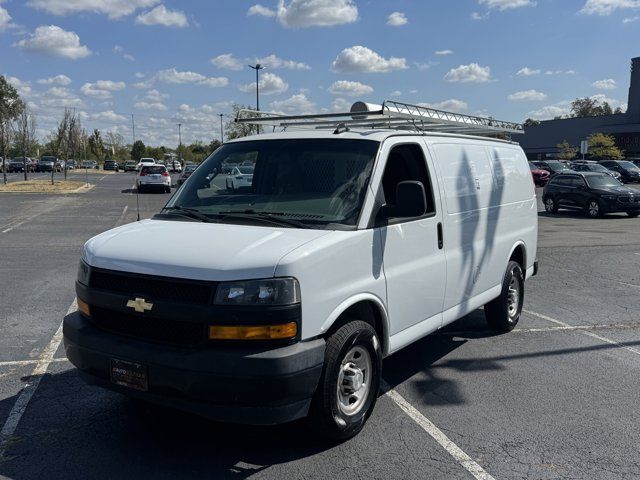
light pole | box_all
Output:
[176,123,182,166]
[248,64,264,134]
[219,114,224,143]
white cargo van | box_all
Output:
[64,101,537,440]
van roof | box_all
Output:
[225,129,518,145]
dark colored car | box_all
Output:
[8,158,29,173]
[66,160,76,170]
[543,172,640,218]
[37,157,56,172]
[176,164,198,186]
[598,160,640,183]
[531,160,573,176]
[529,163,550,186]
[571,162,623,181]
[81,160,98,169]
[103,160,120,172]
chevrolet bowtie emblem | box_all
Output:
[126,297,153,313]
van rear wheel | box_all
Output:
[308,321,381,441]
[485,261,524,332]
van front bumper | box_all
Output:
[63,312,325,425]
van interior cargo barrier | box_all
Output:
[235,99,524,138]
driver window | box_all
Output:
[381,144,435,216]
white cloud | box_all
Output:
[80,80,126,99]
[26,0,160,19]
[516,67,540,76]
[331,98,351,112]
[435,50,454,56]
[507,89,548,101]
[277,0,358,28]
[479,0,536,10]
[332,45,408,73]
[255,54,310,70]
[114,45,135,61]
[46,87,76,99]
[0,4,13,31]
[37,74,72,86]
[153,68,227,87]
[328,80,374,96]
[387,11,408,26]
[135,4,188,27]
[592,78,617,90]
[134,101,167,111]
[239,71,288,95]
[6,76,32,96]
[144,89,167,101]
[390,90,402,97]
[545,69,577,75]
[528,101,571,120]
[623,15,639,22]
[247,4,276,17]
[471,11,489,19]
[91,110,128,122]
[580,0,640,15]
[444,63,491,83]
[414,61,436,71]
[211,53,244,71]
[270,93,316,114]
[15,25,91,59]
[419,99,468,113]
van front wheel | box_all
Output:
[485,261,524,332]
[308,321,381,441]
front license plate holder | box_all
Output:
[110,359,148,391]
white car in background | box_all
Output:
[168,160,182,173]
[136,157,156,171]
[225,165,254,191]
[136,164,171,193]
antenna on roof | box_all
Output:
[333,123,350,134]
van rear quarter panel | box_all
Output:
[427,138,537,315]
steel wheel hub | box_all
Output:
[507,276,520,318]
[337,346,372,416]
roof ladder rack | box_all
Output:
[235,99,524,138]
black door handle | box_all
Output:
[437,222,443,250]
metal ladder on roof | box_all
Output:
[235,99,524,138]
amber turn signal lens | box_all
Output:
[77,297,91,317]
[208,322,297,340]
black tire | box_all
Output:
[485,261,524,332]
[308,321,382,441]
[586,198,603,218]
[544,196,558,213]
[164,186,171,193]
[628,212,639,218]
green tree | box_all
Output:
[570,97,600,117]
[587,133,624,160]
[208,139,222,152]
[225,103,254,140]
[0,76,25,183]
[88,129,105,162]
[557,140,579,161]
[523,118,540,127]
[131,139,146,160]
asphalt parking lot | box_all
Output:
[1,172,639,479]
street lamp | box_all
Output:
[248,64,265,135]
[219,113,224,143]
[176,123,182,166]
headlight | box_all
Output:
[214,278,300,305]
[77,259,90,286]
[601,195,615,200]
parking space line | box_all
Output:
[439,323,639,337]
[382,381,495,480]
[0,299,76,459]
[0,358,69,368]
[523,309,640,357]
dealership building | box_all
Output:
[517,57,640,160]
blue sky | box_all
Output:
[1,0,640,146]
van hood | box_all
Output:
[83,219,332,281]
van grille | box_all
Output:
[89,269,215,305]
[90,307,207,347]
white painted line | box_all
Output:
[0,358,69,368]
[383,381,495,480]
[440,324,639,336]
[523,309,640,357]
[0,299,76,459]
[115,205,128,226]
[1,211,46,234]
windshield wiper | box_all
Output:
[161,206,217,223]
[217,210,311,229]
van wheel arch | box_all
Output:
[325,301,388,357]
[509,244,526,271]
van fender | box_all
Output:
[506,240,527,272]
[319,293,390,356]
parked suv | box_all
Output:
[37,157,56,172]
[136,164,171,192]
[64,117,538,440]
[543,172,640,218]
[571,162,622,181]
[598,160,640,183]
[103,160,120,172]
[531,160,573,176]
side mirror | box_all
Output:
[382,180,427,218]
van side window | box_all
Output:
[381,144,435,215]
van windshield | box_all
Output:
[166,139,380,228]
